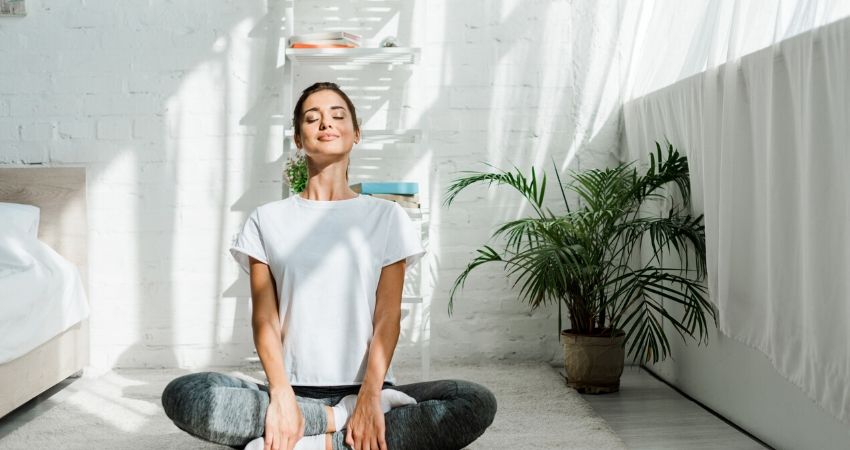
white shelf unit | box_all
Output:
[281,13,430,379]
[285,47,421,65]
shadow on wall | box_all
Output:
[112,0,271,369]
[100,0,629,370]
[415,0,625,364]
[111,0,410,370]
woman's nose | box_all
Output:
[320,116,333,129]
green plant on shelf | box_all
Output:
[284,151,308,194]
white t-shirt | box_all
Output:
[229,193,426,386]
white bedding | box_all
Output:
[0,232,90,364]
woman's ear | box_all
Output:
[354,130,361,144]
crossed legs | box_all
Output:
[161,371,497,450]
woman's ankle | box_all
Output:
[325,405,336,432]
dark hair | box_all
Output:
[292,82,361,138]
[292,82,360,181]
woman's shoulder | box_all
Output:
[360,194,392,206]
[251,194,396,217]
[359,194,402,214]
[250,198,295,217]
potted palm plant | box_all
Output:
[443,142,716,393]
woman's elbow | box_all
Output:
[375,313,402,335]
[252,317,280,338]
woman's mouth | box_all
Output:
[318,134,339,141]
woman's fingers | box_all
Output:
[345,423,388,449]
[345,427,355,449]
[354,433,380,450]
[270,432,281,450]
[264,432,272,450]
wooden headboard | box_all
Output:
[0,166,88,287]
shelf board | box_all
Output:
[285,47,420,65]
[402,207,426,219]
[402,295,423,304]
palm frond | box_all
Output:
[443,162,547,217]
[551,156,571,213]
[447,245,503,316]
[629,141,692,209]
[614,212,707,278]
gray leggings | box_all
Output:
[161,371,497,449]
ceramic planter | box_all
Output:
[560,329,626,394]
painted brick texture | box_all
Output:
[1,0,623,369]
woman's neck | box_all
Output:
[298,185,358,201]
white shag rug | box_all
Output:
[0,360,625,449]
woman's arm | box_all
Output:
[346,259,406,450]
[249,256,292,395]
[249,256,304,450]
[361,259,406,395]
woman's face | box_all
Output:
[296,89,360,158]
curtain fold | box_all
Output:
[623,15,850,423]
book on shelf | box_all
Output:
[350,182,418,196]
[290,41,358,49]
[368,193,419,209]
[289,32,361,48]
[368,193,417,203]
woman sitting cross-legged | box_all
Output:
[160,81,497,450]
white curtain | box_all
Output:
[619,0,850,102]
[623,11,850,423]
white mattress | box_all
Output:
[0,232,90,364]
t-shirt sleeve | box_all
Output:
[229,208,269,275]
[381,202,426,270]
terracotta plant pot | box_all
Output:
[560,329,626,394]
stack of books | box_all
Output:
[288,32,361,49]
[350,182,420,209]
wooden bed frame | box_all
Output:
[0,166,89,419]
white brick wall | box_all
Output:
[406,0,622,365]
[1,0,624,370]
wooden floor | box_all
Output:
[575,366,770,449]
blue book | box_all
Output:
[350,182,419,195]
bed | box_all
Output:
[0,166,90,419]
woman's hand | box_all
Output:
[264,389,305,450]
[345,392,387,450]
